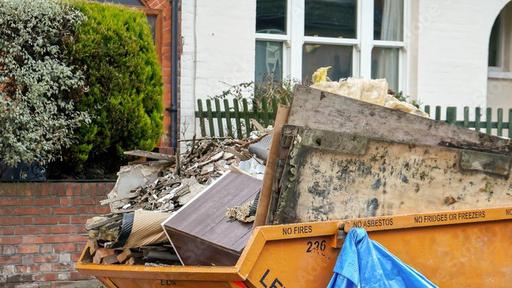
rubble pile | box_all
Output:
[82,136,268,266]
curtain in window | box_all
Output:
[376,0,402,91]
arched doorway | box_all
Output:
[488,1,512,109]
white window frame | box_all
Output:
[488,13,506,73]
[255,0,409,92]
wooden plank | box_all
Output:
[262,100,269,127]
[242,99,251,138]
[497,108,503,137]
[464,107,469,128]
[215,99,224,137]
[206,99,215,137]
[271,98,278,120]
[435,106,441,121]
[288,86,511,154]
[197,99,206,137]
[509,109,512,139]
[224,99,233,138]
[424,105,431,117]
[254,105,290,227]
[123,150,174,161]
[475,107,481,132]
[486,108,492,135]
[446,107,457,124]
[93,248,116,264]
[116,249,133,263]
[233,99,242,139]
[252,102,261,128]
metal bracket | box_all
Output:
[459,150,512,177]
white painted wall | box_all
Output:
[180,0,255,141]
[415,0,510,108]
[180,0,512,140]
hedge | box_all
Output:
[51,1,163,177]
[0,0,88,168]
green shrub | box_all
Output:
[58,1,163,176]
[0,0,89,167]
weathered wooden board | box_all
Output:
[254,105,290,227]
[289,85,511,154]
[272,126,512,224]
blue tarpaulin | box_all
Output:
[327,228,437,288]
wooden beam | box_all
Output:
[253,105,290,227]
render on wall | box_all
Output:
[415,0,510,109]
[180,0,256,142]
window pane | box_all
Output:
[305,0,357,39]
[255,41,283,84]
[489,15,502,67]
[256,0,287,34]
[302,44,353,83]
[147,15,157,44]
[374,0,404,41]
[372,47,399,91]
[96,0,144,6]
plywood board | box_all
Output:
[288,85,511,154]
[273,126,512,224]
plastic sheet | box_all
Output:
[328,228,437,288]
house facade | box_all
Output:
[179,0,512,140]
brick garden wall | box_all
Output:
[0,182,114,288]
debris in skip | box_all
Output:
[83,133,269,266]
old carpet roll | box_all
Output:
[123,210,171,249]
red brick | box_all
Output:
[81,183,97,196]
[16,264,42,273]
[53,207,78,215]
[0,184,18,196]
[40,244,53,253]
[0,227,15,235]
[70,253,82,262]
[70,215,89,224]
[22,235,86,244]
[51,263,73,272]
[65,183,81,196]
[14,226,51,235]
[51,225,83,234]
[0,197,28,206]
[0,217,32,226]
[0,236,22,245]
[1,245,16,255]
[69,271,93,281]
[0,255,20,265]
[39,183,50,196]
[53,243,77,253]
[32,198,59,206]
[72,198,98,205]
[18,244,40,254]
[33,254,59,263]
[50,183,66,196]
[34,273,58,282]
[12,207,51,215]
[33,216,69,225]
[59,197,73,206]
[78,206,110,215]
